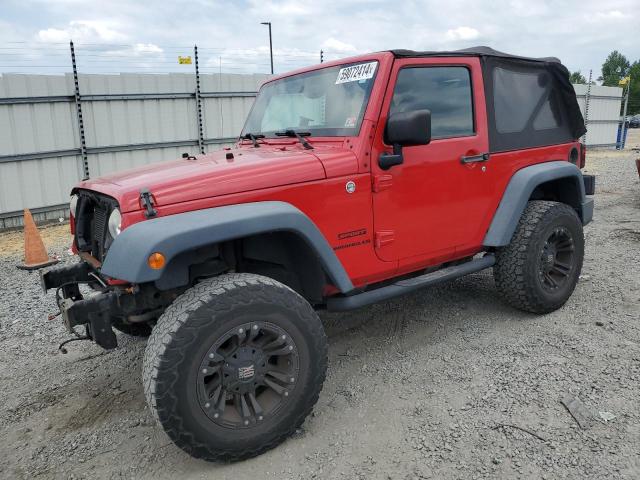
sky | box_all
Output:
[0,0,638,78]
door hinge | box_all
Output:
[372,174,393,193]
[375,230,395,248]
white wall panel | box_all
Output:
[0,72,268,223]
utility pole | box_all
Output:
[261,22,274,74]
[582,69,592,146]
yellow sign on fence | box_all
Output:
[178,56,192,65]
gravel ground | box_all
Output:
[1,131,639,480]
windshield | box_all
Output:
[242,61,378,137]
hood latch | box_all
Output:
[140,188,157,218]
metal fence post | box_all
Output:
[582,69,592,146]
[70,41,90,180]
[194,45,206,155]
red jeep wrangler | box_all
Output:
[42,47,594,461]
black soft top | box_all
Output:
[388,46,586,152]
[390,46,560,64]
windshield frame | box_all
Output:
[241,60,380,139]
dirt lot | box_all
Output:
[1,131,639,480]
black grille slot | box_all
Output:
[92,204,108,261]
[74,191,118,263]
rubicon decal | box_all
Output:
[337,229,367,240]
[334,229,370,251]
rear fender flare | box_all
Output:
[483,161,592,247]
[100,201,354,293]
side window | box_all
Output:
[389,66,474,138]
[493,67,562,133]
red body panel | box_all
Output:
[75,51,579,292]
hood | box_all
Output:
[78,146,329,212]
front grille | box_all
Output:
[92,204,108,261]
[74,191,119,263]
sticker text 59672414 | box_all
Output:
[335,62,377,84]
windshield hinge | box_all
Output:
[140,188,157,218]
[372,174,393,193]
[374,230,395,248]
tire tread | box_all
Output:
[142,273,327,462]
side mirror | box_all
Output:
[379,110,431,170]
[385,110,431,146]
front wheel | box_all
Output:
[142,273,327,462]
[494,200,584,314]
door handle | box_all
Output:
[460,153,490,164]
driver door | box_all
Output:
[370,57,495,266]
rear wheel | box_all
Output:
[494,200,584,314]
[142,273,327,462]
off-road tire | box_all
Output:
[142,273,327,462]
[494,200,584,314]
[112,318,152,337]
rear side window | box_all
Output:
[389,66,474,138]
[493,67,562,133]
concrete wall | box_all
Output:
[573,84,623,148]
[0,72,268,228]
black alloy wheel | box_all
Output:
[538,226,576,292]
[197,321,300,429]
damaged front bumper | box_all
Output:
[42,262,120,349]
[41,261,175,350]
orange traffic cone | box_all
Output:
[17,209,59,270]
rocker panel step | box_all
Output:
[327,255,495,312]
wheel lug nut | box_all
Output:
[239,328,244,334]
[209,353,215,359]
[290,377,295,383]
[288,345,293,351]
[202,368,208,374]
[281,335,286,340]
[258,415,263,421]
[244,420,249,426]
[214,413,219,418]
[205,402,210,408]
[253,325,258,330]
[284,391,289,397]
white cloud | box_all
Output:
[321,38,357,53]
[445,26,480,41]
[3,0,636,79]
[37,20,128,43]
[589,10,627,21]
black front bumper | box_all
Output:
[42,261,177,350]
[42,262,119,349]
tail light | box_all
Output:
[578,143,586,169]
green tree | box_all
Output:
[569,71,587,84]
[627,61,640,115]
[599,50,630,86]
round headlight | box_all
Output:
[108,209,122,238]
[69,194,79,217]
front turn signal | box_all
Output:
[148,252,166,270]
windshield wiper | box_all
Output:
[240,132,265,147]
[274,129,314,150]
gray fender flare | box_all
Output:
[100,201,354,293]
[483,161,593,247]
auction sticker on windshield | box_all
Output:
[335,62,377,84]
